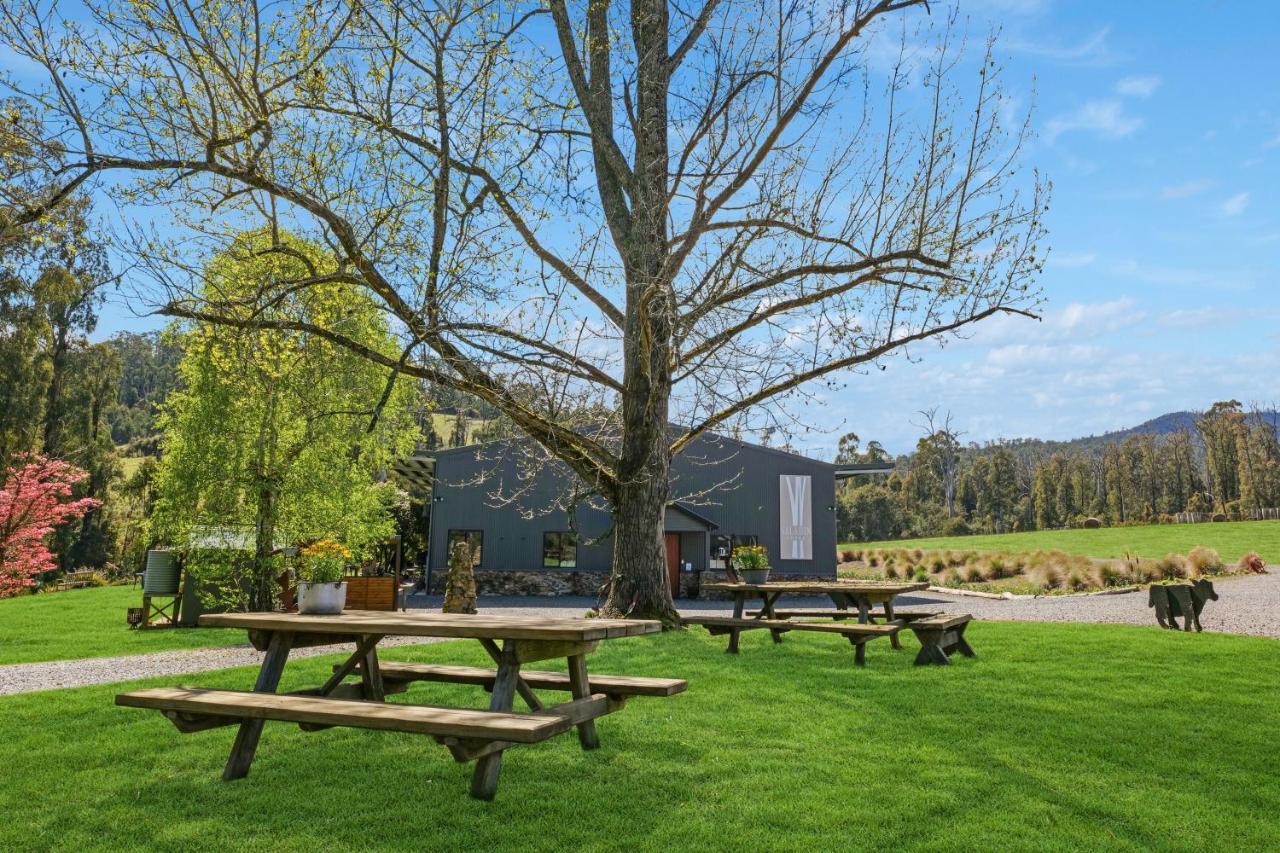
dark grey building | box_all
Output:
[416,433,865,595]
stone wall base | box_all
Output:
[428,569,611,597]
[423,568,835,599]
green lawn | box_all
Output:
[0,586,242,665]
[2,624,1278,850]
[848,519,1280,563]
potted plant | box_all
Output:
[733,545,771,584]
[296,539,351,614]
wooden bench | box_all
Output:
[747,608,943,621]
[683,616,898,665]
[906,614,976,665]
[115,686,622,777]
[352,662,687,702]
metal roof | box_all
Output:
[833,461,895,479]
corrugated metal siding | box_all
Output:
[428,435,835,577]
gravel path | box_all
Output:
[3,574,1275,696]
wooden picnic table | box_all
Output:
[698,580,930,654]
[115,610,685,800]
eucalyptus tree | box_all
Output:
[1,0,1047,621]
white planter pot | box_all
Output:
[297,581,347,615]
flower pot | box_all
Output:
[297,581,347,615]
[740,569,770,585]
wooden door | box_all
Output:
[664,533,681,597]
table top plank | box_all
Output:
[701,580,929,595]
[198,610,660,642]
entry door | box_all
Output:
[664,533,681,596]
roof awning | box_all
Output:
[833,462,895,479]
[392,454,435,491]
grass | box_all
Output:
[2,624,1279,851]
[847,519,1280,564]
[0,586,242,665]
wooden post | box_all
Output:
[361,644,386,702]
[480,638,543,711]
[882,600,902,650]
[727,593,745,654]
[566,653,600,750]
[761,592,784,644]
[470,640,519,800]
[223,631,293,780]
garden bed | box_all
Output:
[838,546,1261,596]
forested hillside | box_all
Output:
[839,402,1280,542]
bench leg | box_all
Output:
[480,638,543,711]
[361,645,386,702]
[727,595,745,654]
[471,641,519,800]
[852,638,867,667]
[763,593,784,644]
[912,631,951,666]
[829,593,851,621]
[223,631,293,780]
[955,624,976,658]
[567,653,600,750]
[883,601,903,651]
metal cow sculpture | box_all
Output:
[1148,579,1218,632]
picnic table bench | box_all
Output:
[685,580,930,663]
[115,610,685,800]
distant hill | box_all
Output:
[986,410,1280,458]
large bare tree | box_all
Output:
[1,0,1047,621]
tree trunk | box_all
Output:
[600,0,679,626]
[251,483,278,611]
[42,330,68,456]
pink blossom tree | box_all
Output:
[0,456,101,597]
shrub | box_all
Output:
[868,555,879,567]
[941,517,971,536]
[913,567,929,583]
[1154,553,1188,580]
[1066,570,1088,591]
[882,562,900,580]
[930,557,946,574]
[1186,547,1224,577]
[987,557,1007,579]
[839,549,856,563]
[1238,552,1267,574]
[912,548,924,561]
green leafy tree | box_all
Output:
[151,232,419,609]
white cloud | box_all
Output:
[1221,192,1250,216]
[1264,132,1280,149]
[1157,307,1239,329]
[1045,100,1142,142]
[1049,251,1097,269]
[1159,179,1213,200]
[1007,27,1113,65]
[1115,75,1161,98]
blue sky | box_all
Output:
[794,0,1280,455]
[85,1,1279,456]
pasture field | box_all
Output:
[847,520,1280,564]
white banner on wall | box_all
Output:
[779,474,812,560]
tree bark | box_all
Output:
[600,0,679,626]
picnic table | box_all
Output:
[115,610,686,800]
[686,579,931,661]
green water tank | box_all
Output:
[143,549,181,595]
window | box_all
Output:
[710,534,732,569]
[446,529,483,567]
[710,534,758,569]
[543,532,578,568]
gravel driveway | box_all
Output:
[3,573,1275,696]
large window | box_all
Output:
[543,532,578,568]
[710,533,758,569]
[446,529,483,567]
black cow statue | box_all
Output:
[1148,579,1218,632]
